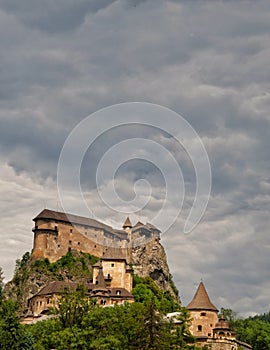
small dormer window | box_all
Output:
[111,263,114,267]
[116,290,121,295]
[70,229,73,233]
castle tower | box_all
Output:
[91,260,109,305]
[123,217,132,241]
[213,315,236,340]
[187,281,218,341]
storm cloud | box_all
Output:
[0,0,270,317]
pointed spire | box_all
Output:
[95,260,107,289]
[187,281,218,312]
[123,216,132,229]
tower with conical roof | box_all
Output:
[123,217,133,257]
[92,260,109,305]
[187,281,218,341]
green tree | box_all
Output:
[0,299,23,349]
[52,285,93,329]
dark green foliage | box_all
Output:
[219,307,270,350]
[253,311,270,323]
[0,299,25,349]
[21,332,35,350]
[13,252,31,291]
[133,275,179,313]
[25,300,196,350]
[234,316,270,350]
[52,285,94,328]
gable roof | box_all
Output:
[102,247,127,261]
[34,209,115,233]
[186,281,218,312]
[35,281,77,296]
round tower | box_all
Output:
[186,281,219,341]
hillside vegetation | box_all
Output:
[0,255,198,350]
[5,250,99,311]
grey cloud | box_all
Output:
[0,0,116,33]
[0,0,270,317]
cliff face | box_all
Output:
[132,239,180,302]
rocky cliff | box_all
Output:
[132,239,180,302]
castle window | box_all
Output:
[116,290,121,295]
[68,247,71,252]
[69,240,72,244]
[200,312,206,316]
[78,242,80,245]
[208,333,211,337]
[58,244,60,248]
[70,229,73,233]
[210,324,212,327]
[94,245,96,248]
[197,325,202,331]
[111,263,114,267]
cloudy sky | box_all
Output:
[1,0,270,317]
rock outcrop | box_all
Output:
[132,239,180,302]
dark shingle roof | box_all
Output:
[34,209,114,233]
[186,281,218,312]
[35,281,77,296]
[102,247,127,261]
[109,288,134,298]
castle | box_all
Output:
[23,209,160,322]
[24,209,252,349]
[32,209,160,263]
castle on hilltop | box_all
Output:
[22,209,252,349]
[32,209,160,263]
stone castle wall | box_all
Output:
[189,310,219,338]
[32,218,105,262]
[31,210,162,265]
